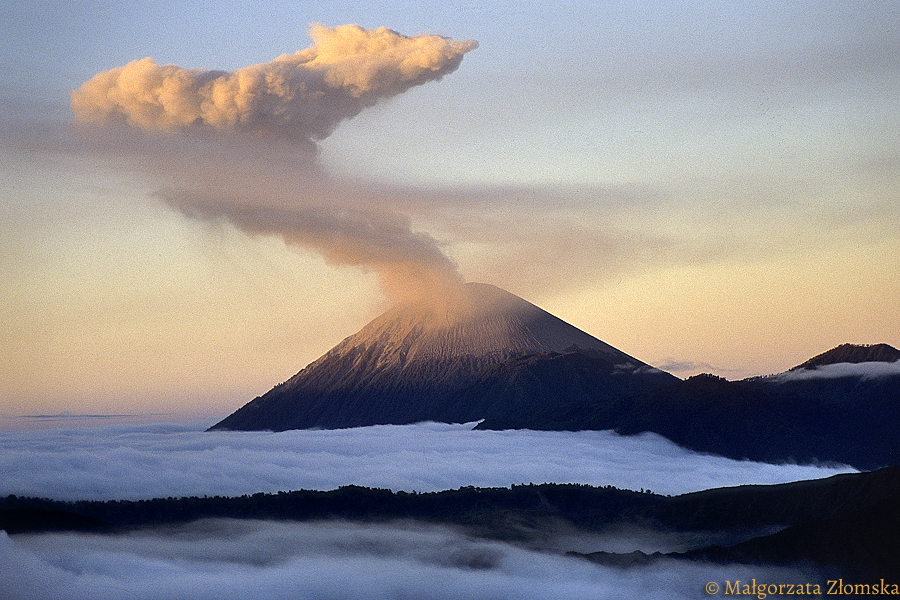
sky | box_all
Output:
[2,0,899,418]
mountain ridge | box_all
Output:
[6,466,899,579]
[789,343,900,371]
[477,345,900,469]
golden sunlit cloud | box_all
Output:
[70,25,477,306]
[72,24,477,140]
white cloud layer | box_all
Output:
[0,422,854,501]
[0,421,849,598]
[1,520,814,600]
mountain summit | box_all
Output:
[210,283,676,431]
[320,282,636,364]
[789,343,900,371]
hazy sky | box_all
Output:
[2,0,899,417]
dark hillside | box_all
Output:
[0,484,662,538]
[790,343,900,371]
[478,350,900,470]
[436,348,676,424]
[5,467,900,579]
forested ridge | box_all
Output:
[0,482,659,536]
[5,467,899,579]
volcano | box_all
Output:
[210,282,677,431]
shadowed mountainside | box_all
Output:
[477,346,900,470]
[580,466,900,579]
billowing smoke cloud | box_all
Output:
[70,25,477,304]
[71,24,477,140]
[0,421,854,501]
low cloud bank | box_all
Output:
[1,520,813,600]
[0,422,855,501]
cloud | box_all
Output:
[1,521,815,600]
[71,24,477,140]
[68,24,477,305]
[652,358,757,379]
[774,360,900,382]
[655,359,718,375]
[164,189,464,305]
[0,419,851,598]
[0,422,855,502]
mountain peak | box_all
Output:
[331,282,634,366]
[789,343,900,371]
[210,282,673,431]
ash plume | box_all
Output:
[169,191,464,305]
[71,24,477,140]
[70,24,477,304]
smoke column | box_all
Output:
[71,24,477,303]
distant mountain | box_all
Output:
[478,345,900,469]
[790,343,900,371]
[210,283,677,431]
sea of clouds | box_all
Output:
[0,421,845,599]
[0,421,855,501]
[2,519,818,600]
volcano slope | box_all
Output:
[210,282,677,431]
